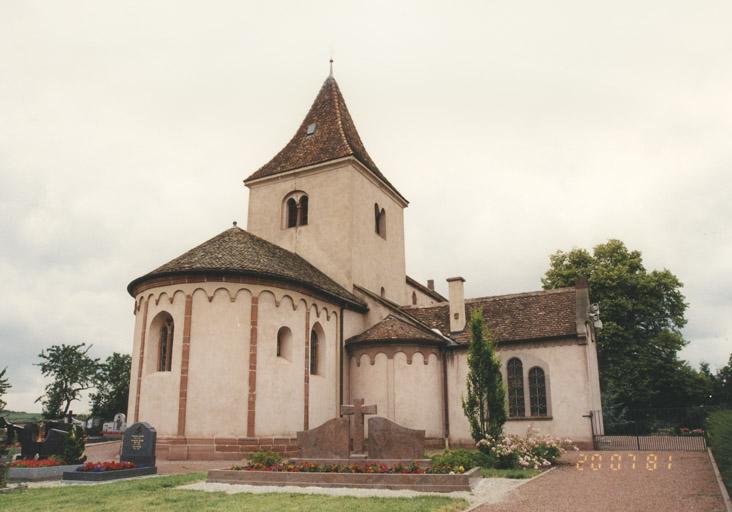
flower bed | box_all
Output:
[208,466,480,493]
[477,428,576,470]
[10,459,64,468]
[231,461,461,474]
[77,461,136,472]
[63,461,157,482]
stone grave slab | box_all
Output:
[297,417,350,459]
[366,416,425,459]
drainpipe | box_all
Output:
[339,305,345,406]
[441,347,450,449]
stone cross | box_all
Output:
[340,398,377,454]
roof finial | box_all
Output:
[329,58,334,77]
[233,220,238,227]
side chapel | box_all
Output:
[126,72,604,460]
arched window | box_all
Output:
[159,317,174,372]
[529,367,548,416]
[374,203,386,238]
[507,358,525,417]
[412,291,417,305]
[286,198,298,228]
[380,287,386,298]
[309,328,319,375]
[299,196,308,226]
[276,327,292,361]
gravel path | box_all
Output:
[178,476,528,506]
[475,451,726,512]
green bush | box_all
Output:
[430,449,494,473]
[63,424,87,465]
[707,410,732,494]
[249,451,282,467]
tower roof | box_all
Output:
[245,75,406,202]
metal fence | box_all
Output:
[592,406,719,452]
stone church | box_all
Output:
[126,72,604,460]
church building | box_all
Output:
[126,72,604,460]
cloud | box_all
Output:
[1,0,731,412]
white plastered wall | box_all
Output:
[393,352,443,437]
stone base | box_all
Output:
[62,466,157,481]
[156,436,298,461]
[207,466,481,493]
[8,464,80,482]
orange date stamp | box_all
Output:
[576,453,672,471]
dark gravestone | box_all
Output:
[297,417,350,459]
[14,424,40,459]
[39,429,68,459]
[366,417,425,460]
[121,422,156,467]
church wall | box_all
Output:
[348,165,407,305]
[136,289,186,436]
[446,339,596,446]
[349,353,389,436]
[349,348,443,438]
[255,292,306,436]
[246,161,355,289]
[307,305,339,430]
[126,298,144,424]
[393,352,443,438]
[405,282,443,307]
[185,288,250,438]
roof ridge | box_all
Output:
[330,78,351,151]
[466,287,576,303]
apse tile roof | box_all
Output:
[127,226,366,309]
[346,314,446,345]
[405,288,578,344]
[245,76,405,202]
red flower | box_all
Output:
[77,461,136,472]
[10,459,63,468]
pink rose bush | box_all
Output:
[477,426,576,469]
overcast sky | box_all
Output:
[1,1,731,413]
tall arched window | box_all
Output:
[529,367,548,416]
[299,196,309,226]
[411,291,417,305]
[380,287,386,298]
[159,317,174,372]
[276,326,292,361]
[507,358,525,418]
[374,203,386,238]
[309,328,319,375]
[286,198,298,228]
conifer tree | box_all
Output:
[462,308,507,442]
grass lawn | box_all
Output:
[707,409,732,494]
[0,473,468,512]
[480,468,541,479]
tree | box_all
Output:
[90,353,132,419]
[0,368,10,412]
[542,239,702,410]
[35,343,99,418]
[462,308,507,442]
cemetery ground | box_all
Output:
[3,449,730,511]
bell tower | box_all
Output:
[244,74,408,304]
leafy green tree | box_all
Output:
[715,353,732,405]
[35,343,99,418]
[462,308,507,441]
[542,239,700,410]
[90,353,132,419]
[0,368,10,412]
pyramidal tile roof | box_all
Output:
[127,226,366,310]
[245,75,405,202]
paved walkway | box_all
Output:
[476,451,727,512]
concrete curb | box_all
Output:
[708,448,732,512]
